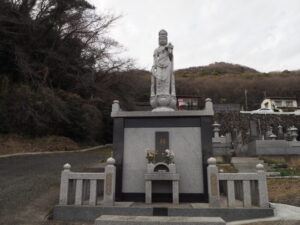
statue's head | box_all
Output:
[159,29,168,46]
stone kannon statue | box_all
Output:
[150,29,176,111]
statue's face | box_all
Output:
[159,36,168,46]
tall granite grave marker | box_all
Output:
[155,131,169,162]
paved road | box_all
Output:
[0,148,109,225]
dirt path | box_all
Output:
[0,148,110,225]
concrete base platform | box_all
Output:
[95,215,226,225]
[53,203,274,222]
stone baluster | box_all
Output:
[207,157,220,207]
[89,179,97,206]
[75,179,83,205]
[59,163,71,205]
[242,180,251,207]
[227,180,235,207]
[256,164,269,208]
[104,157,116,206]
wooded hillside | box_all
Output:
[125,64,300,111]
[0,0,133,145]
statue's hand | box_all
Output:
[151,65,157,75]
[168,43,173,49]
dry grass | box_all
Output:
[0,134,80,155]
[43,222,93,225]
[217,164,238,173]
[268,178,300,207]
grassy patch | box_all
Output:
[259,157,284,165]
[272,166,300,176]
[0,134,81,155]
[87,146,112,162]
[217,164,238,173]
[259,157,300,176]
[268,178,300,207]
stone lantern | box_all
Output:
[213,122,221,139]
[290,126,298,142]
[269,134,277,140]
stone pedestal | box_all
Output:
[111,99,214,202]
[144,163,179,204]
[95,215,226,225]
[145,173,180,204]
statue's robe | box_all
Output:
[151,45,174,96]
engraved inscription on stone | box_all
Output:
[210,174,218,196]
[155,131,169,162]
[106,173,112,195]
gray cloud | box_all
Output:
[89,0,300,72]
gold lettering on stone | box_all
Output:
[211,174,218,196]
[106,173,112,195]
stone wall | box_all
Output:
[214,112,300,144]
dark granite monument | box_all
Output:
[111,30,214,203]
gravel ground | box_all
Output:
[0,148,110,225]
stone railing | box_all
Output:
[59,157,116,206]
[207,157,269,208]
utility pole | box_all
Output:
[245,89,248,111]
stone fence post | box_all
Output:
[205,98,214,114]
[112,100,120,113]
[256,164,269,208]
[104,157,116,206]
[59,163,71,205]
[207,157,220,207]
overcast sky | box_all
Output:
[89,0,300,72]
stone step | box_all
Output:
[231,157,263,163]
[95,215,226,225]
[231,157,266,172]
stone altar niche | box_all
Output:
[145,162,180,204]
[155,131,169,162]
[111,29,214,203]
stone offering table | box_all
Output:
[144,162,180,203]
[144,162,179,204]
[144,172,180,204]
